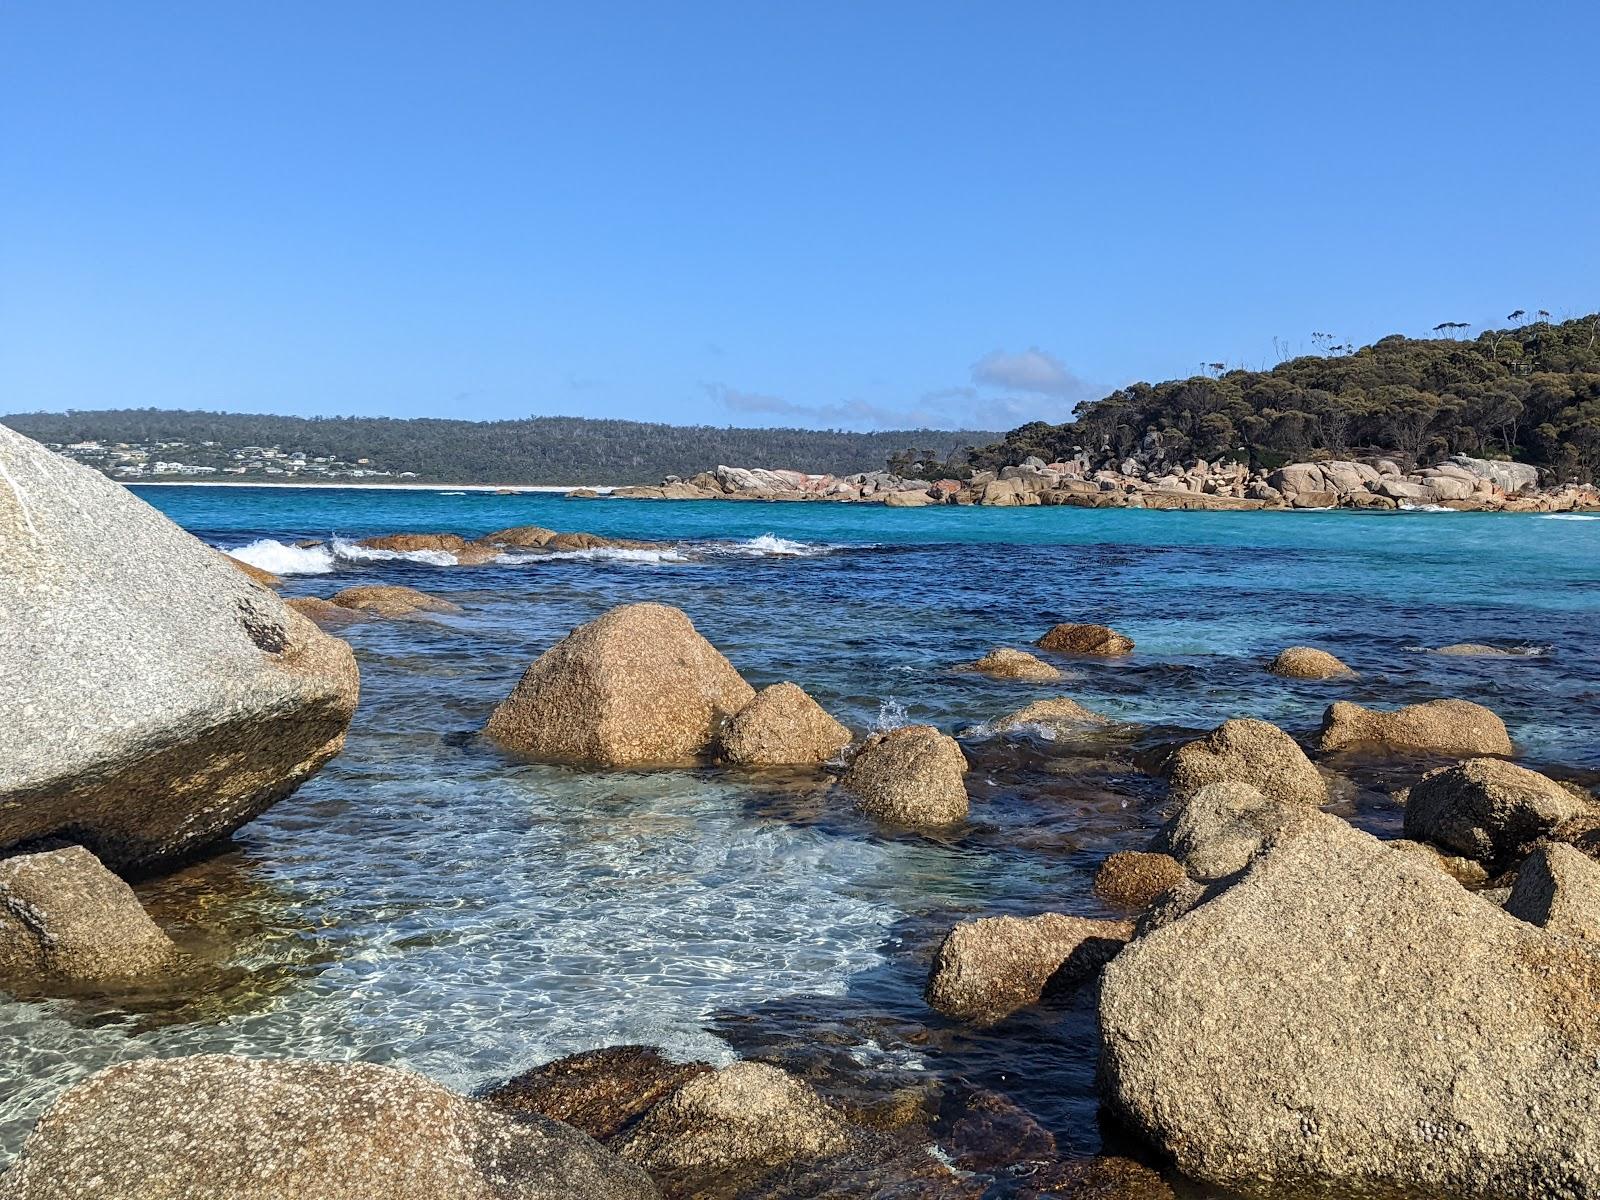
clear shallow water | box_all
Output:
[3,485,1598,1187]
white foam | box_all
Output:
[1541,513,1599,521]
[1397,502,1460,513]
[872,698,909,732]
[225,538,336,575]
[496,547,690,565]
[330,539,459,566]
[720,534,829,557]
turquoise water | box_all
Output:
[3,484,1597,1188]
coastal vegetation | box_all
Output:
[0,409,1000,485]
[974,312,1600,482]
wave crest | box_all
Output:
[225,539,336,575]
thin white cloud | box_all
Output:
[705,383,948,430]
[970,347,1092,400]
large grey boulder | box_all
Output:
[841,725,968,827]
[0,846,180,987]
[0,426,360,873]
[0,1055,657,1200]
[1100,812,1600,1198]
[1317,698,1512,757]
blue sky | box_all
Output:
[3,2,1597,431]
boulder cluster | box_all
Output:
[611,454,1600,512]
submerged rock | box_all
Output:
[926,912,1134,1024]
[1093,851,1186,908]
[1150,781,1305,883]
[1430,642,1518,657]
[1403,757,1590,866]
[1100,812,1600,1199]
[966,647,1063,680]
[0,846,180,987]
[1,1055,656,1200]
[1317,698,1512,756]
[1035,623,1135,655]
[330,584,463,617]
[1267,646,1352,679]
[483,603,755,767]
[485,1045,712,1141]
[990,696,1110,734]
[0,424,360,873]
[841,725,969,827]
[357,531,501,564]
[1506,843,1600,943]
[719,682,851,766]
[285,596,368,627]
[614,1061,848,1173]
[1164,718,1327,808]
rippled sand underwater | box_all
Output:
[4,490,1598,1192]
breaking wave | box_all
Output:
[225,538,336,575]
[1397,502,1461,513]
[329,540,459,566]
[1540,513,1599,521]
[496,546,690,565]
[711,534,838,557]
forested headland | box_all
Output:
[0,410,1001,484]
[975,313,1600,482]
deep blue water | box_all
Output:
[3,484,1597,1187]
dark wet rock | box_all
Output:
[1317,698,1512,757]
[990,697,1111,735]
[329,584,463,618]
[614,1060,849,1174]
[0,423,360,873]
[1267,646,1352,679]
[1101,811,1600,1199]
[1012,1156,1176,1200]
[483,603,755,767]
[966,648,1063,680]
[720,683,851,766]
[1506,843,1600,943]
[0,1054,656,1200]
[485,1045,712,1141]
[941,1088,1056,1172]
[1164,718,1327,808]
[1151,781,1304,883]
[0,846,181,987]
[1402,758,1590,866]
[1093,851,1186,908]
[925,912,1133,1024]
[1035,623,1134,656]
[842,725,968,828]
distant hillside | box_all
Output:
[0,410,1003,485]
[974,313,1600,482]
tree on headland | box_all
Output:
[971,312,1600,482]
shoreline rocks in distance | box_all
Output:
[0,424,360,874]
[606,453,1600,512]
